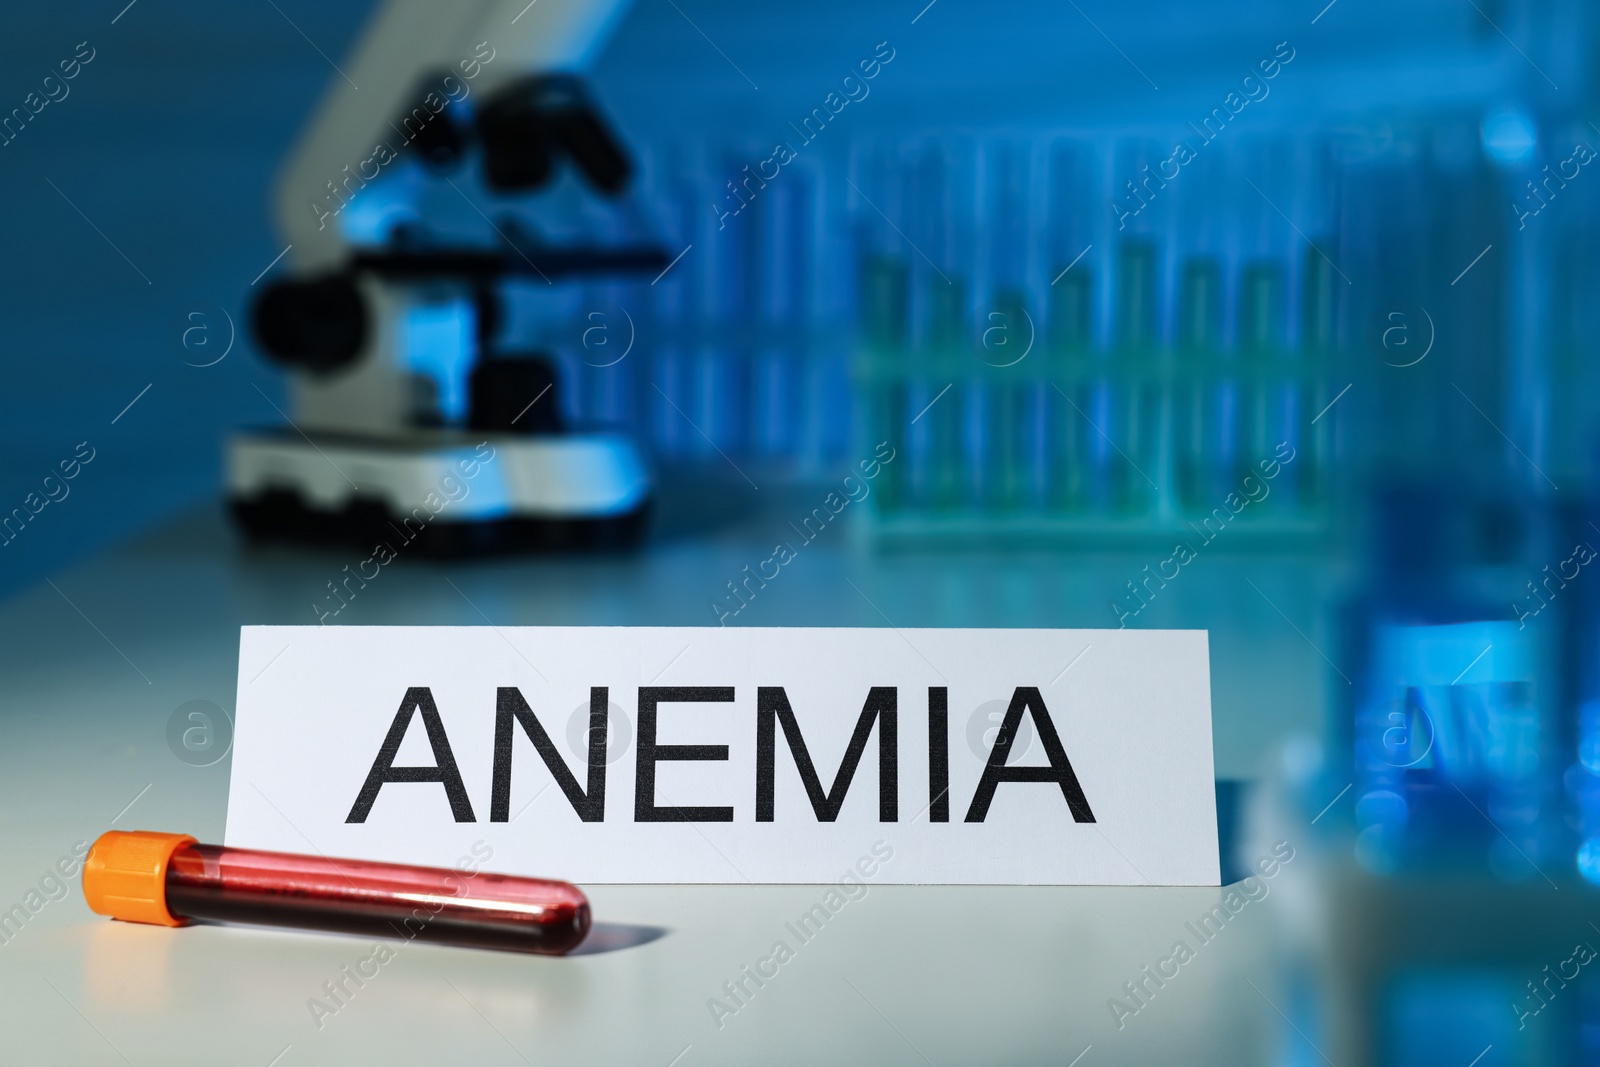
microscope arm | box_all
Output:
[273,0,636,274]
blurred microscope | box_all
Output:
[230,0,665,554]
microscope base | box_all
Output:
[229,491,650,556]
[225,428,652,556]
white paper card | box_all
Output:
[226,626,1218,885]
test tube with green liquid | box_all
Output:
[1110,240,1160,518]
[925,276,967,512]
[1174,257,1224,515]
[1047,267,1093,515]
[1238,260,1288,513]
[1300,245,1339,513]
[859,253,909,515]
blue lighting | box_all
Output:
[1481,106,1538,165]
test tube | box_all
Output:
[751,173,811,459]
[1046,266,1093,514]
[1174,257,1223,515]
[697,148,757,457]
[1043,141,1095,518]
[1237,260,1288,509]
[978,141,1032,514]
[1109,239,1160,518]
[83,831,590,956]
[909,139,974,514]
[859,252,910,514]
[1300,243,1339,511]
[648,145,699,458]
[925,276,968,512]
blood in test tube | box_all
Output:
[82,831,589,955]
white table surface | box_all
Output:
[0,496,1335,1066]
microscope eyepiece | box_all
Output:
[476,74,632,195]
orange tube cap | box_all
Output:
[82,830,196,927]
